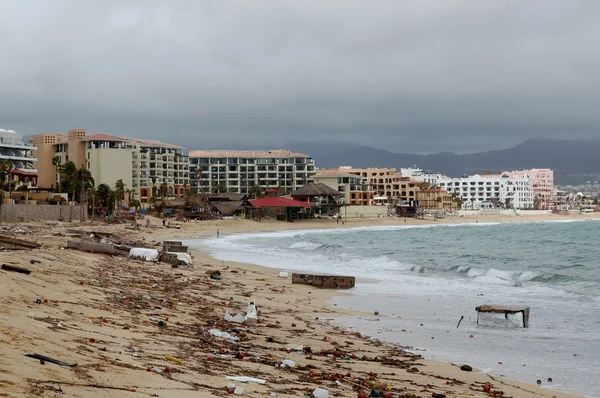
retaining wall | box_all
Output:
[1,204,86,222]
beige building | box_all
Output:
[31,129,189,205]
[338,166,403,197]
[188,150,316,194]
[313,170,375,206]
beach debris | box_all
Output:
[431,394,446,398]
[225,376,266,384]
[128,248,159,261]
[374,311,379,316]
[292,273,355,289]
[460,364,473,372]
[548,377,553,382]
[281,359,296,368]
[164,354,185,365]
[234,386,245,394]
[0,235,40,250]
[25,353,77,367]
[210,329,240,343]
[208,270,222,280]
[224,312,246,323]
[30,259,40,264]
[536,380,542,385]
[456,315,464,328]
[2,264,32,275]
[245,301,258,326]
[27,312,35,318]
[312,387,329,398]
[278,271,289,278]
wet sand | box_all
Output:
[0,213,593,397]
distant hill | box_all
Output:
[284,138,600,185]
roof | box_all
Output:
[188,149,309,159]
[291,183,342,197]
[250,196,314,208]
[49,133,183,149]
[208,193,248,201]
[313,170,364,179]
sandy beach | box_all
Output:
[1,212,596,398]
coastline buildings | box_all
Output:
[312,170,375,206]
[188,150,316,195]
[31,129,189,205]
[337,166,401,197]
[511,169,555,210]
[0,128,38,190]
[437,172,534,209]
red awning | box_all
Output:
[250,196,313,208]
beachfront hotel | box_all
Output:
[312,169,375,206]
[0,128,38,191]
[188,150,316,195]
[31,129,189,205]
[337,166,402,197]
[437,172,534,209]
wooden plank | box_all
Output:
[475,305,528,314]
[0,235,41,249]
[1,264,32,275]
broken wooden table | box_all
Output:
[475,304,530,328]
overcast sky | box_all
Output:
[1,0,599,154]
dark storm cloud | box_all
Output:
[1,0,599,153]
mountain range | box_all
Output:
[283,138,600,185]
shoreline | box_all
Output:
[155,213,600,397]
[0,213,594,397]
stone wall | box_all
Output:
[1,204,86,222]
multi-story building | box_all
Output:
[312,170,374,206]
[437,172,534,209]
[0,128,38,191]
[188,150,316,195]
[510,169,555,210]
[31,129,189,205]
[400,166,444,185]
[338,166,401,197]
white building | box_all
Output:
[400,166,444,185]
[0,128,38,189]
[188,150,316,194]
[437,172,533,210]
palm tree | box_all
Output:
[95,183,117,216]
[71,165,94,222]
[51,156,62,192]
[160,181,168,198]
[114,179,126,209]
[60,161,78,199]
[0,159,13,198]
[249,185,263,199]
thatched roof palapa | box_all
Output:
[291,183,343,198]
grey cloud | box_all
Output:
[1,0,600,154]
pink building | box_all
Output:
[511,169,554,210]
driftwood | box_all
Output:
[0,235,41,250]
[1,264,32,275]
[292,273,355,289]
[66,241,128,256]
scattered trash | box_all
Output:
[225,376,266,384]
[234,386,245,395]
[460,364,473,372]
[208,271,222,280]
[25,353,77,367]
[164,354,185,365]
[27,312,35,318]
[128,248,159,261]
[313,387,329,398]
[245,301,258,326]
[224,312,246,324]
[210,329,240,343]
[278,271,289,278]
[281,359,296,368]
[2,264,32,275]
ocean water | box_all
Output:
[186,220,600,397]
